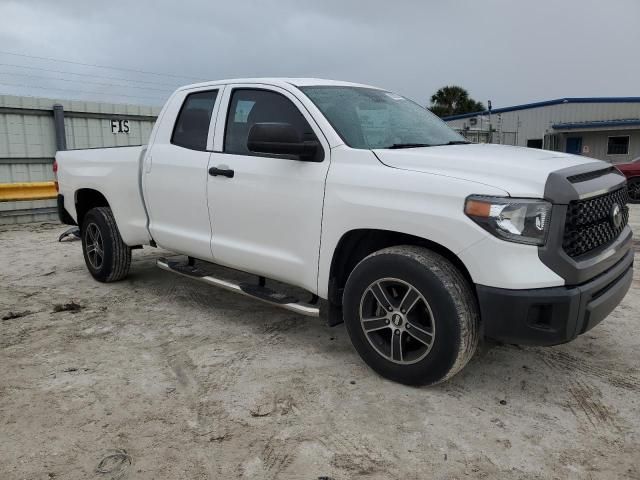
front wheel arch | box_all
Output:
[327,228,474,306]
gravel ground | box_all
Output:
[1,207,639,480]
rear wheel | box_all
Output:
[343,246,478,386]
[81,207,131,282]
[628,178,640,203]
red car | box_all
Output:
[617,157,640,203]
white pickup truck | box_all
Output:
[55,78,633,385]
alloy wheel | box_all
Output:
[85,223,104,269]
[359,278,436,364]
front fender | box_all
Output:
[317,148,509,298]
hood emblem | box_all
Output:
[610,203,623,229]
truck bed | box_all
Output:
[55,146,151,246]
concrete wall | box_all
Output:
[0,94,160,224]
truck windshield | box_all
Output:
[299,86,466,150]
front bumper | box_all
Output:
[476,248,633,346]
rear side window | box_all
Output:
[224,89,315,155]
[171,90,218,151]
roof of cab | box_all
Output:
[177,77,382,91]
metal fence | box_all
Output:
[455,128,518,146]
[0,94,160,224]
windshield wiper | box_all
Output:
[385,143,433,149]
[385,140,470,149]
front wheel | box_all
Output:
[343,246,479,386]
[81,207,131,282]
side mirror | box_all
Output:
[247,122,319,160]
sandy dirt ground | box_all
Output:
[1,207,639,480]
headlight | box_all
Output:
[464,196,552,245]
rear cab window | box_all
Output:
[171,90,218,151]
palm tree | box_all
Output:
[429,86,485,117]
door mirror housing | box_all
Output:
[247,122,320,161]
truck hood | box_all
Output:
[373,144,604,198]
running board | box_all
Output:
[156,258,320,317]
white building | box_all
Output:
[444,97,640,164]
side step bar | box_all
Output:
[156,258,320,317]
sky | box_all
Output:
[0,0,639,108]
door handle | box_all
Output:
[209,166,234,178]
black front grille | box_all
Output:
[563,187,629,258]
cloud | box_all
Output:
[0,0,638,107]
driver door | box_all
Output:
[207,84,330,293]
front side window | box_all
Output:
[224,89,316,155]
[171,90,218,151]
[300,86,465,150]
[607,136,629,155]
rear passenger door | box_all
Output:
[207,84,330,293]
[143,88,222,259]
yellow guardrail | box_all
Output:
[0,181,57,202]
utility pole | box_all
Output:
[487,100,492,143]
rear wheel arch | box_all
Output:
[75,189,110,226]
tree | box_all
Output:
[429,86,485,118]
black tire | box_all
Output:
[343,246,478,386]
[81,207,131,282]
[628,178,640,204]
